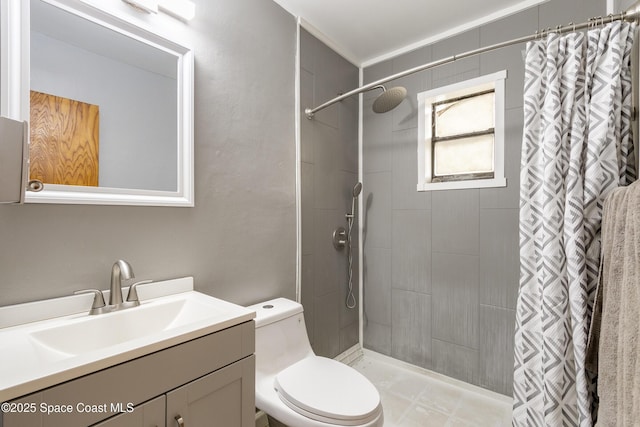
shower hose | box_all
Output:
[346,215,357,309]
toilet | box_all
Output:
[248,298,384,427]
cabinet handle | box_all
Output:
[175,415,185,427]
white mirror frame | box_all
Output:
[1,0,194,206]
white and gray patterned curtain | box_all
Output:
[513,21,636,426]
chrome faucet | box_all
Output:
[75,260,152,314]
[110,259,134,306]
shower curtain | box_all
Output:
[512,21,636,426]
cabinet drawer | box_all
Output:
[92,396,165,427]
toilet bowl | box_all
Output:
[248,298,384,427]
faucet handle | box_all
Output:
[126,280,153,304]
[74,289,106,314]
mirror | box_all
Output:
[7,0,193,206]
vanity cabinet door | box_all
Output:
[92,396,165,427]
[166,355,255,427]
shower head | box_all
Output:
[372,85,407,113]
[353,182,363,197]
[347,182,363,221]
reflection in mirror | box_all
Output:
[24,0,193,206]
[30,90,100,186]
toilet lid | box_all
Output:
[274,356,381,425]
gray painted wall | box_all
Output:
[300,28,360,358]
[0,0,297,308]
[362,0,606,396]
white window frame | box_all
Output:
[417,70,507,191]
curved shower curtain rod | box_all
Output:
[304,10,640,120]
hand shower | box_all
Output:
[347,182,363,219]
[345,182,362,309]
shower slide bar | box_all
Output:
[304,10,640,120]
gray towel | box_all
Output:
[586,180,640,426]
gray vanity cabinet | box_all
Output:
[166,356,255,427]
[1,321,255,427]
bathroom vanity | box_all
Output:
[0,278,256,427]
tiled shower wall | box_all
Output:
[362,0,605,395]
[300,29,360,358]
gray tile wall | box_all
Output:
[0,0,298,307]
[362,0,605,396]
[300,29,360,358]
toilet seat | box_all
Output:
[274,356,382,426]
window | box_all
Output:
[417,71,507,191]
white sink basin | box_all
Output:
[0,277,255,403]
[30,294,218,356]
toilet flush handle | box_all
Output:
[175,415,185,427]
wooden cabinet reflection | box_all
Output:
[29,90,99,187]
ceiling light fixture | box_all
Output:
[122,0,195,21]
[158,0,195,21]
[122,0,158,14]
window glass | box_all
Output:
[416,70,507,191]
[433,135,494,177]
[434,92,494,138]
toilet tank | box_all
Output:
[247,298,315,376]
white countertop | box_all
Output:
[0,277,255,402]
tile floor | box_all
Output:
[350,353,512,427]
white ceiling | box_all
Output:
[272,0,547,65]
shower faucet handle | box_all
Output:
[333,227,347,250]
